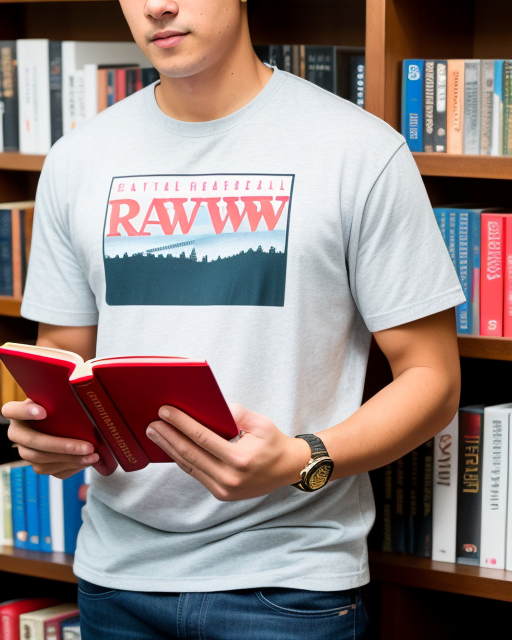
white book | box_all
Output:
[62,41,150,134]
[0,460,28,546]
[49,476,65,553]
[432,414,459,562]
[505,412,512,570]
[491,60,504,156]
[17,39,52,154]
[480,403,511,569]
[19,604,78,640]
[463,60,481,155]
[83,63,99,123]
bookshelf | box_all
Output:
[0,0,510,637]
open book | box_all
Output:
[0,343,238,476]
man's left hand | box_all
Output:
[146,403,311,501]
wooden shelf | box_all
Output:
[413,153,512,181]
[0,153,44,172]
[0,546,76,583]
[370,551,512,603]
[458,336,512,361]
[0,298,22,318]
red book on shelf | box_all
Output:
[0,598,60,640]
[503,215,512,337]
[480,213,506,336]
[0,343,239,476]
[115,68,126,103]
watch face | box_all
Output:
[305,460,334,491]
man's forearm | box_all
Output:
[319,364,459,481]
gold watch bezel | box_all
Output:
[300,456,334,491]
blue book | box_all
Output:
[25,465,40,551]
[433,208,447,244]
[0,210,13,296]
[61,616,81,639]
[10,465,27,549]
[457,211,470,333]
[493,61,505,155]
[63,471,86,555]
[38,473,52,552]
[402,60,425,152]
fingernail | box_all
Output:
[147,427,156,439]
[82,454,99,465]
[29,407,39,417]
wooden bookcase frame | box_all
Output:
[1,0,512,636]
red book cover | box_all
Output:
[504,215,512,336]
[480,213,505,336]
[0,598,60,640]
[0,344,239,475]
[115,68,126,103]
[135,67,143,92]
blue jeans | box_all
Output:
[78,578,370,640]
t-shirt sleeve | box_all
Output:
[21,146,99,326]
[349,142,465,333]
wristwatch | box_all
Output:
[292,434,334,492]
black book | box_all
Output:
[49,41,63,146]
[391,456,406,553]
[0,41,19,152]
[142,67,160,88]
[405,448,419,554]
[456,405,484,565]
[126,68,138,97]
[434,61,448,153]
[382,462,393,552]
[349,55,365,108]
[305,46,336,93]
[423,60,435,152]
[414,438,434,557]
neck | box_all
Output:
[154,31,272,123]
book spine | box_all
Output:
[506,413,512,570]
[423,60,435,152]
[504,215,512,337]
[11,208,23,300]
[25,465,40,551]
[504,61,512,155]
[349,56,365,108]
[1,611,16,640]
[49,40,62,146]
[456,407,484,565]
[447,209,458,273]
[432,415,458,562]
[402,60,424,152]
[433,208,447,243]
[447,60,465,154]
[282,45,292,73]
[463,60,481,154]
[480,406,509,569]
[480,214,504,336]
[19,616,37,640]
[305,46,336,93]
[141,67,159,87]
[0,41,19,151]
[480,60,494,155]
[433,61,447,152]
[106,69,115,107]
[414,438,434,557]
[457,210,470,334]
[11,465,27,549]
[135,67,143,91]
[405,449,419,554]
[97,68,108,113]
[72,377,150,472]
[17,41,37,154]
[382,462,393,552]
[0,210,13,296]
[491,60,504,156]
[38,473,52,552]
[1,468,13,545]
[391,456,405,553]
[115,68,126,103]
[470,211,481,336]
[299,44,306,79]
[63,470,84,555]
[49,476,64,553]
[35,41,51,155]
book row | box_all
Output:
[402,59,512,155]
[0,599,80,640]
[432,206,512,337]
[0,461,88,554]
[372,403,512,569]
[0,40,158,155]
[0,201,34,299]
[254,45,365,106]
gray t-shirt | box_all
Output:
[21,68,464,592]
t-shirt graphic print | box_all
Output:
[103,173,294,306]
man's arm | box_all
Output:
[145,309,460,500]
[3,324,100,479]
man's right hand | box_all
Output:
[3,398,99,479]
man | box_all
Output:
[3,0,464,638]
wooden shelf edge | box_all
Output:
[0,153,45,172]
[413,153,512,180]
[369,551,512,602]
[0,298,22,318]
[0,546,76,583]
[458,336,512,361]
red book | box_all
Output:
[115,68,126,103]
[504,215,512,337]
[0,598,60,640]
[0,343,238,476]
[480,213,506,336]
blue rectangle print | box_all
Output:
[402,60,425,152]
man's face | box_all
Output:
[119,0,247,78]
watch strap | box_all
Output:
[295,433,328,459]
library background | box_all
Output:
[1,0,512,638]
